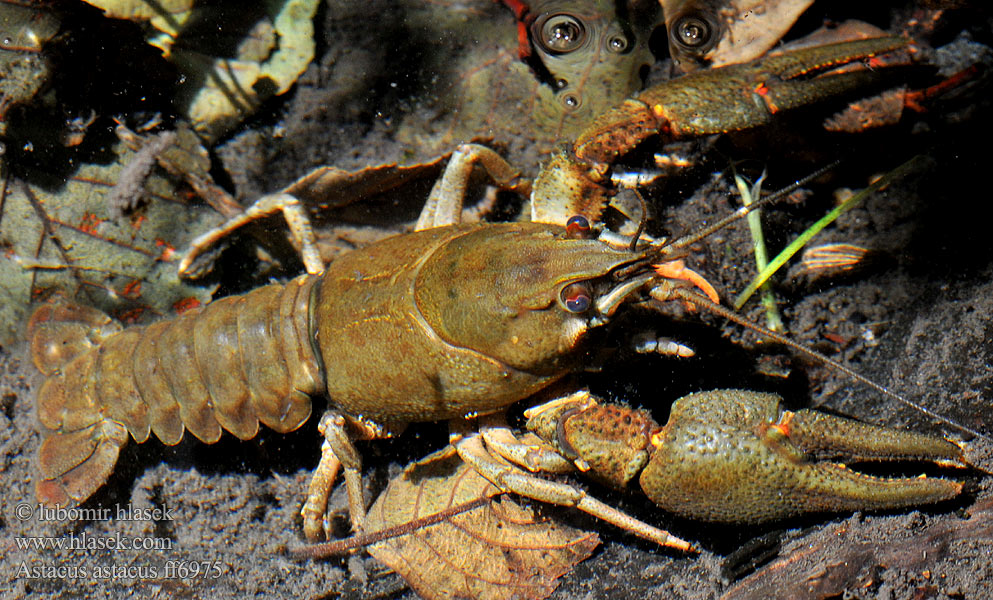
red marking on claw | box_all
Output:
[779,410,795,435]
[754,83,781,114]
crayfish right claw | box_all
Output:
[641,389,965,524]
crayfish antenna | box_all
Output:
[641,159,988,443]
[657,160,842,258]
[629,190,650,253]
[668,287,992,444]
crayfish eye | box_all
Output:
[560,282,592,313]
[670,12,719,53]
[535,14,586,54]
[565,215,593,239]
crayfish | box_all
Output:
[27,35,979,558]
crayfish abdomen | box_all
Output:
[29,275,323,506]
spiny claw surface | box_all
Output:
[641,389,964,523]
[526,391,657,489]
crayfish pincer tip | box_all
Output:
[787,408,966,466]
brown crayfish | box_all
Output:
[26,35,973,552]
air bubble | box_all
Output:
[608,35,628,52]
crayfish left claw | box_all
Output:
[641,389,965,524]
[573,36,911,165]
[746,36,912,117]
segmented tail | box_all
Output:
[28,275,325,506]
[28,298,131,505]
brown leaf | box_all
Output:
[0,1,60,133]
[365,447,600,600]
[711,0,815,67]
[661,0,814,70]
[179,155,453,276]
[284,155,449,208]
[81,0,318,141]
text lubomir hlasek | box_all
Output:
[34,503,175,522]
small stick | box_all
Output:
[290,495,495,560]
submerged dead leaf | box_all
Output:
[282,154,454,262]
[0,1,60,134]
[78,0,194,51]
[0,137,221,345]
[710,0,814,67]
[81,0,319,140]
[179,154,454,277]
[365,447,600,600]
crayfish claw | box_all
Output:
[573,36,912,165]
[640,389,965,523]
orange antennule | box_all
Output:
[653,260,720,305]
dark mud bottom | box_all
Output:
[4,148,993,599]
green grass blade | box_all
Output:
[733,155,925,310]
